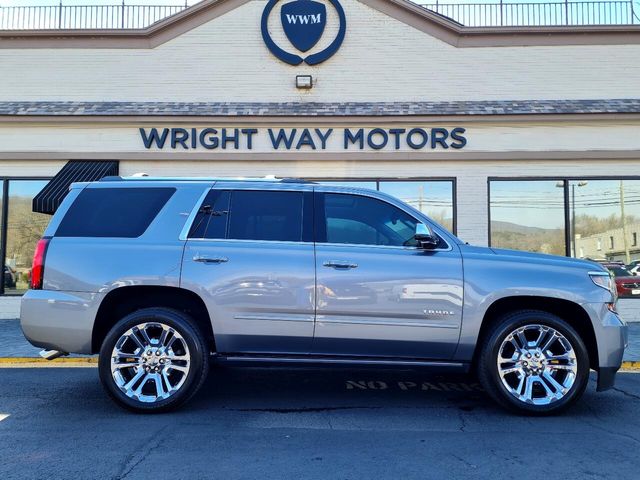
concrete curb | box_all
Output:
[0,357,98,367]
[0,357,639,370]
[621,361,640,370]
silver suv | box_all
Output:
[20,177,627,414]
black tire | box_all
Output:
[99,307,209,413]
[477,310,590,415]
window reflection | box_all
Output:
[5,180,50,294]
[379,181,454,233]
[573,180,640,271]
[490,180,566,255]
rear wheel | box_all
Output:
[99,308,209,413]
[478,310,590,415]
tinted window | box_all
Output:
[56,187,175,238]
[227,190,303,242]
[319,193,421,247]
[188,190,230,239]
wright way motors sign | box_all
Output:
[139,127,468,151]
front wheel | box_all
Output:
[477,310,590,415]
[99,308,209,413]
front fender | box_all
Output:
[454,247,609,361]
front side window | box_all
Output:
[314,180,456,234]
[378,181,454,233]
[317,193,423,247]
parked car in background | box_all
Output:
[20,177,627,415]
[627,260,640,276]
[598,261,640,298]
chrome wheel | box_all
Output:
[497,324,578,406]
[110,322,191,403]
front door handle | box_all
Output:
[193,255,228,264]
[323,260,358,269]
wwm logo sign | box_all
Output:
[284,13,322,24]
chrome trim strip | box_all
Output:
[178,187,211,241]
[233,314,314,323]
[318,241,452,253]
[185,238,312,245]
[316,317,459,329]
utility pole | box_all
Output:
[572,183,576,257]
[620,180,631,264]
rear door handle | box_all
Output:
[323,260,358,269]
[193,255,228,264]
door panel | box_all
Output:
[312,191,463,359]
[313,245,463,358]
[180,186,315,354]
[182,240,315,354]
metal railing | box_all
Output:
[0,1,638,29]
[0,3,189,30]
[421,1,640,27]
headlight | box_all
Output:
[589,271,618,302]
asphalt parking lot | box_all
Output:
[1,365,639,480]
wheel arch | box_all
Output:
[473,296,599,370]
[92,285,214,354]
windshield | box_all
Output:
[608,266,632,277]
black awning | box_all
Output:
[33,160,119,214]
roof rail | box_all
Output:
[279,178,316,184]
[97,175,316,183]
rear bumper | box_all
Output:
[20,289,102,354]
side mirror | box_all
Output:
[414,223,439,250]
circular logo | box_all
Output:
[261,0,346,66]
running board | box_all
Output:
[213,354,467,370]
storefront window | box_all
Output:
[572,180,640,267]
[316,180,377,190]
[489,180,566,255]
[379,181,454,233]
[5,180,50,294]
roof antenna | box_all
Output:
[131,172,149,177]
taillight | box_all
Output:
[30,238,50,290]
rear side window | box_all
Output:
[189,189,305,242]
[229,191,303,242]
[56,187,175,238]
[188,190,230,239]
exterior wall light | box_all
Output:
[296,75,313,89]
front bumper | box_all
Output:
[20,289,102,354]
[585,304,628,391]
